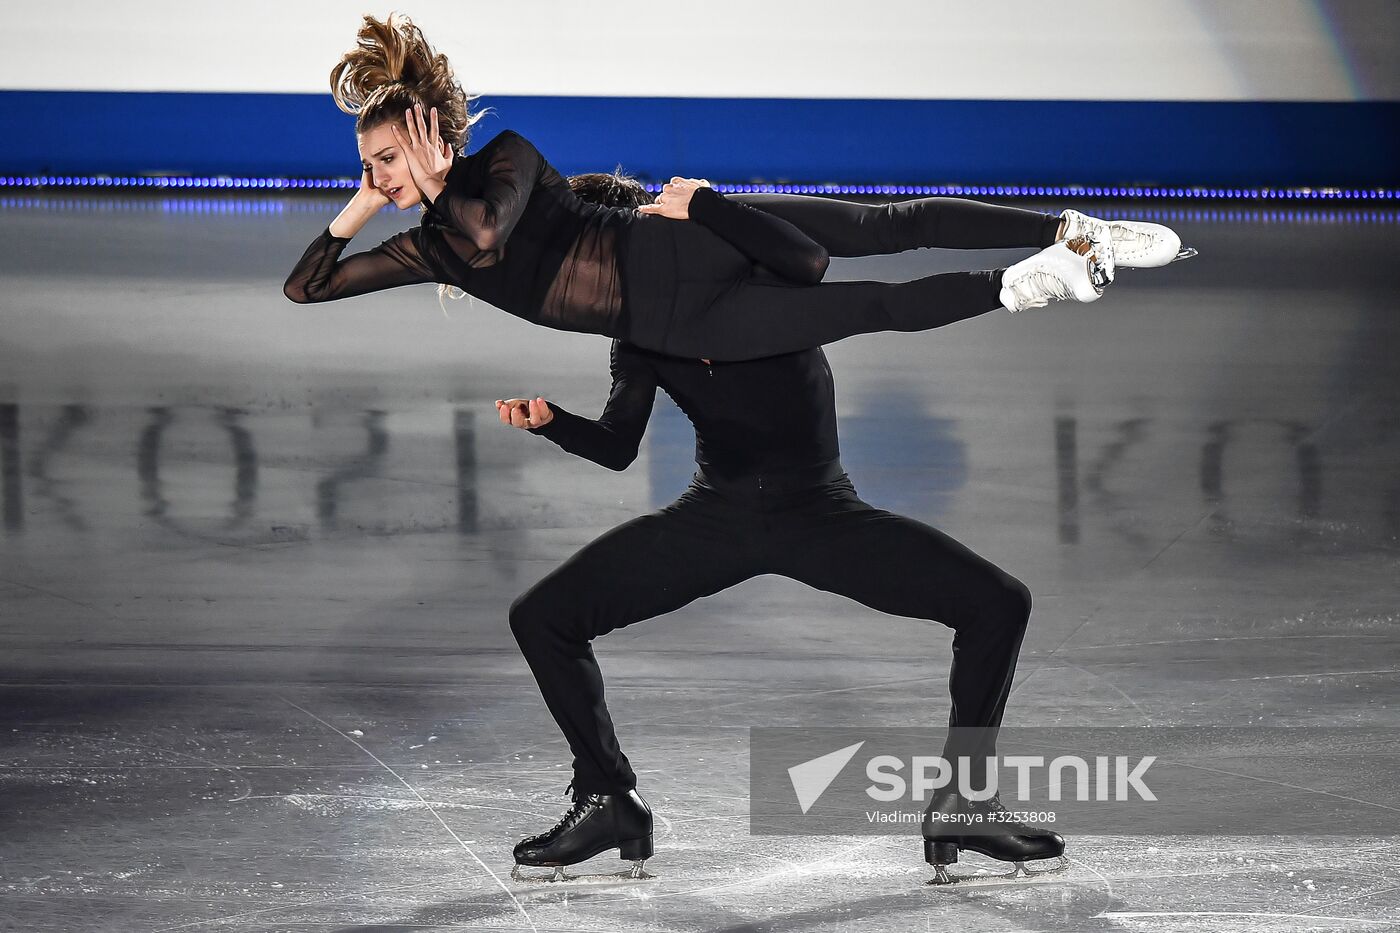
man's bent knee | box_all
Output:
[1000,575,1033,630]
[508,589,552,647]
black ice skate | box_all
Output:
[921,788,1068,886]
[511,785,653,882]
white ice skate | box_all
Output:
[1060,208,1195,271]
[999,237,1107,313]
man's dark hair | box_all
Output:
[567,169,655,209]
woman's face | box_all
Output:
[358,122,417,209]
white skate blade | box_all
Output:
[926,853,1070,888]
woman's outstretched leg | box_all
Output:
[731,192,1187,274]
[650,230,1107,362]
[658,268,1003,361]
[729,193,1061,255]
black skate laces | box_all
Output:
[975,793,1010,814]
[522,783,601,843]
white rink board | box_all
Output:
[5,0,1399,101]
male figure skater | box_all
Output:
[496,175,1158,883]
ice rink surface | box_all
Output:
[1,194,1398,931]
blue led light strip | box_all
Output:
[2,197,1393,224]
[0,175,1394,201]
[0,176,356,190]
[705,184,1397,201]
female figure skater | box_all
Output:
[283,13,1185,362]
[500,172,1083,885]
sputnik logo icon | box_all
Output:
[787,741,865,814]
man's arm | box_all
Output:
[685,185,830,284]
[499,341,658,471]
[641,179,830,285]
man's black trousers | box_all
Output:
[509,465,1034,795]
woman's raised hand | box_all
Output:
[354,166,392,209]
[495,397,554,430]
[638,176,713,220]
[391,103,453,193]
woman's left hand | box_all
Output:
[392,103,453,194]
[638,176,712,220]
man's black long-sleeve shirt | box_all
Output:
[529,341,838,480]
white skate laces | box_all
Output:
[1061,207,1184,269]
[999,237,1106,312]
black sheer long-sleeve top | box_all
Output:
[528,340,838,480]
[283,130,829,339]
[284,130,628,335]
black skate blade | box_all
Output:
[926,853,1070,888]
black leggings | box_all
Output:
[509,471,1033,795]
[621,195,1061,361]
